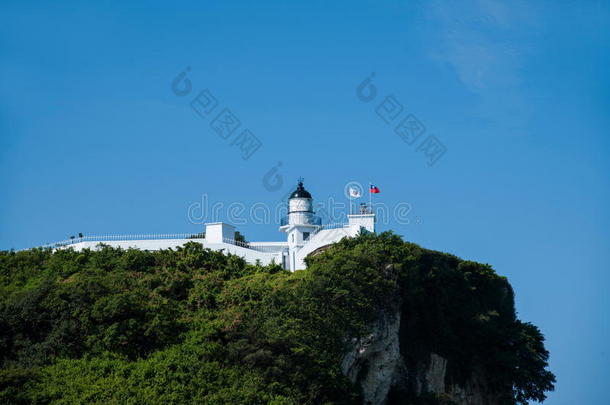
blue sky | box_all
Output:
[1,0,609,403]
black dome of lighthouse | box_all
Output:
[289,181,312,199]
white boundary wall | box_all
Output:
[61,239,284,267]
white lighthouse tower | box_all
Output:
[279,179,321,271]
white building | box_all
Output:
[48,181,375,271]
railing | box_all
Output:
[280,215,322,226]
[40,233,205,249]
[310,222,351,243]
[222,238,287,253]
[38,222,350,251]
[318,222,348,230]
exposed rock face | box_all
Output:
[444,369,501,405]
[416,353,447,394]
[341,311,403,405]
[341,310,503,405]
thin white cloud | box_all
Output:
[426,0,540,92]
[417,0,550,135]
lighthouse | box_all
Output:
[279,179,322,270]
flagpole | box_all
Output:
[369,181,372,213]
[349,192,352,215]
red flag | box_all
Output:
[370,184,380,194]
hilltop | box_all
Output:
[0,232,554,404]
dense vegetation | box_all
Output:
[0,233,554,404]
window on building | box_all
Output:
[303,232,310,241]
[292,234,294,242]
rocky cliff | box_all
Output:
[341,308,505,405]
[333,244,555,405]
